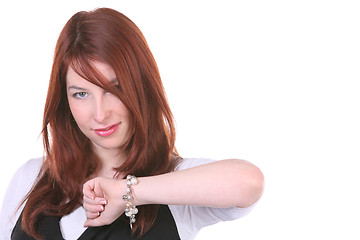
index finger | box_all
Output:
[83,178,96,200]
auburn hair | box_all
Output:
[22,8,179,239]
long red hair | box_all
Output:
[22,8,178,238]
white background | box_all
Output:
[1,0,359,239]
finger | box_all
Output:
[83,179,96,200]
[83,196,108,205]
[84,218,97,228]
[83,177,105,200]
[83,202,105,214]
[85,210,102,220]
[84,216,109,227]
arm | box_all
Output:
[133,159,263,208]
[83,159,264,227]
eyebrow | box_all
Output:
[110,78,119,85]
[67,86,87,91]
[67,78,119,91]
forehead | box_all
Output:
[66,61,116,84]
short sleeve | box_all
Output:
[168,158,257,240]
[0,158,42,240]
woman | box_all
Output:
[0,7,263,240]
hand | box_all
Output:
[83,177,127,227]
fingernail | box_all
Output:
[87,195,95,200]
[100,200,107,205]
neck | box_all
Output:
[92,144,127,178]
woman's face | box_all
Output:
[66,61,132,155]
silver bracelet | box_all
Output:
[122,175,138,229]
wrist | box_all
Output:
[122,175,139,229]
[131,175,165,206]
[130,177,141,206]
[130,177,148,206]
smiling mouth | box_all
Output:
[103,126,113,131]
[94,123,120,137]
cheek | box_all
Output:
[68,101,89,125]
[114,102,133,132]
[116,103,131,122]
[123,108,134,136]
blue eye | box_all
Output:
[73,92,88,99]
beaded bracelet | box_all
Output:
[122,175,138,229]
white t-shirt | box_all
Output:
[0,158,255,240]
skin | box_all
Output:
[66,61,264,228]
[66,61,132,177]
[82,159,264,227]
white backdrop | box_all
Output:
[0,0,359,239]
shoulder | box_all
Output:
[8,158,43,193]
[5,157,43,196]
[0,157,43,239]
[13,157,43,183]
[3,157,43,205]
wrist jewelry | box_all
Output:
[122,175,138,229]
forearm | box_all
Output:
[82,159,264,226]
[132,159,264,208]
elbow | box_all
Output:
[231,159,264,208]
[248,164,264,206]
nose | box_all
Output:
[93,96,110,123]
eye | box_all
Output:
[115,85,121,91]
[111,84,121,92]
[73,92,88,99]
[105,85,122,95]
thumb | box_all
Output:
[84,210,113,227]
[84,217,102,228]
[83,177,105,199]
[92,178,105,198]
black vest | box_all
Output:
[11,205,181,240]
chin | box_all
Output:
[91,140,125,151]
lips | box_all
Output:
[94,123,120,137]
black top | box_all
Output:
[11,205,181,240]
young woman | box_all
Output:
[0,8,264,240]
